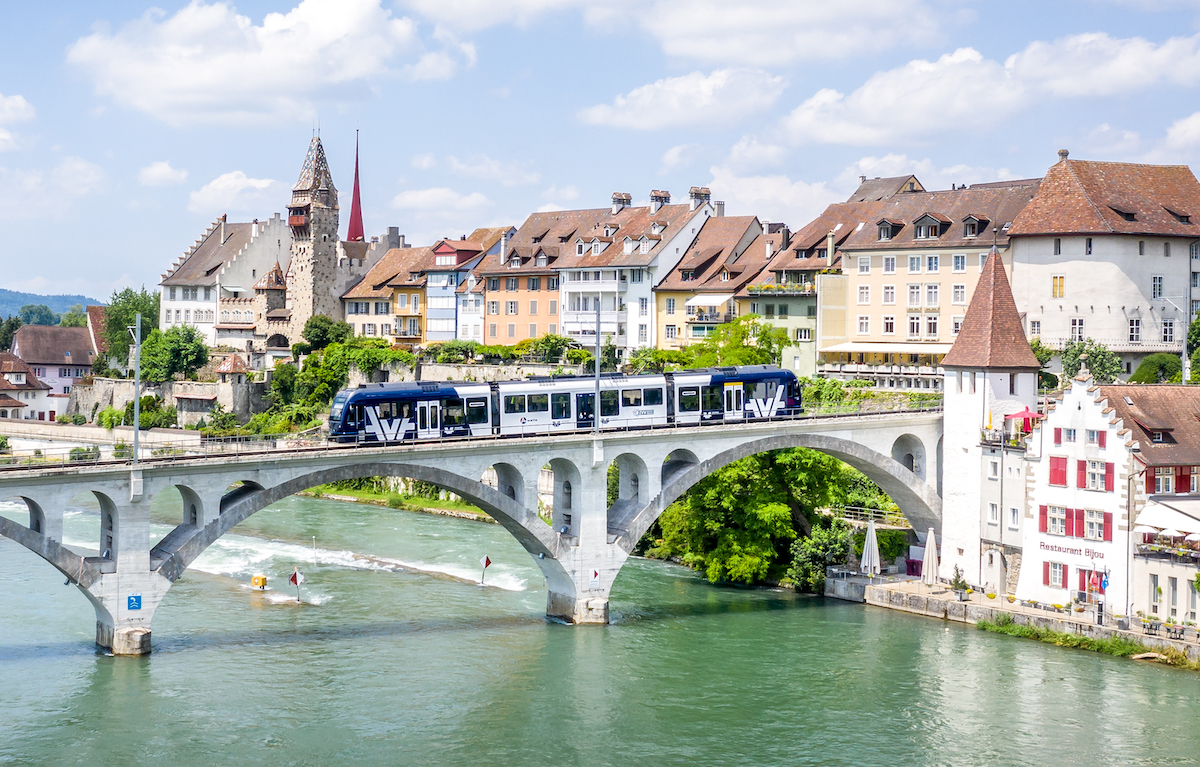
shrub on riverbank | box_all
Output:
[975,616,1197,668]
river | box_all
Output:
[1,493,1198,766]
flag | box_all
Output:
[480,556,491,569]
[290,568,304,586]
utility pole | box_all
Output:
[129,312,143,466]
[594,292,601,434]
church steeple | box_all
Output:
[346,131,365,242]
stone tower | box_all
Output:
[287,136,341,340]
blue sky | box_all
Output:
[3,0,1200,298]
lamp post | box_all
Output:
[594,292,601,434]
[128,313,142,466]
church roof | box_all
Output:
[253,262,286,290]
[940,250,1040,369]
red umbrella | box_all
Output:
[1003,408,1043,433]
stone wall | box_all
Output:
[67,378,268,424]
[417,362,587,382]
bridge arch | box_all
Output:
[616,433,942,552]
[890,433,927,482]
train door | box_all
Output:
[576,392,595,429]
[723,382,744,421]
[417,400,440,440]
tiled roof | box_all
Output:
[1008,158,1200,237]
[845,175,924,202]
[940,251,1040,369]
[656,216,761,291]
[480,207,610,276]
[11,325,96,366]
[86,305,108,354]
[466,227,514,254]
[293,136,338,200]
[161,219,254,286]
[253,262,286,290]
[0,394,25,408]
[1099,384,1200,465]
[341,245,434,300]
[215,354,250,374]
[0,353,50,391]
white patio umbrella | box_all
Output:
[1132,525,1161,534]
[860,520,881,578]
[1159,529,1184,539]
[921,528,939,589]
[1185,533,1200,542]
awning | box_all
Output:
[819,341,955,355]
[1134,498,1200,535]
[685,294,734,307]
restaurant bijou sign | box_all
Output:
[1039,541,1104,559]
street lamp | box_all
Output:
[127,312,142,466]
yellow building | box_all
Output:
[340,245,433,345]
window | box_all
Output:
[576,242,585,256]
[878,224,892,241]
[883,316,895,335]
[1086,429,1099,444]
[506,301,518,315]
[908,284,921,307]
[528,277,541,291]
[908,314,921,338]
[666,298,676,315]
[965,221,978,238]
[1166,242,1172,257]
[1081,509,1104,541]
[1153,431,1165,442]
[1086,461,1106,490]
[989,460,1000,478]
[1153,275,1163,299]
[505,278,518,291]
[1129,318,1141,342]
[550,300,558,316]
[927,255,939,272]
[1050,562,1065,588]
[169,287,176,300]
[882,285,895,304]
[858,256,870,274]
[908,255,921,273]
[1030,320,1041,336]
[1151,573,1160,613]
[639,297,649,316]
[1155,466,1174,494]
[548,324,556,335]
[665,325,678,340]
[638,324,647,343]
[1048,506,1067,536]
[489,323,497,338]
[778,303,788,318]
[797,327,811,341]
[487,301,499,315]
[916,223,937,239]
[507,324,516,338]
[979,253,989,271]
[488,278,499,292]
[1062,428,1076,443]
[548,276,559,290]
[1009,507,1020,529]
[412,295,420,313]
[631,269,644,283]
[620,389,642,408]
[883,256,896,274]
[600,390,619,417]
[504,395,526,414]
[926,284,939,306]
[1049,456,1068,485]
[857,315,870,334]
[551,393,571,420]
[988,503,999,524]
[953,254,966,272]
[1051,275,1065,298]
[1070,317,1085,341]
[952,315,964,335]
[529,300,538,315]
[926,315,938,337]
[1053,238,1061,255]
[857,285,870,304]
[362,323,376,336]
[1193,466,1200,493]
[951,284,966,304]
[765,304,776,319]
[528,323,537,338]
[1139,240,1146,255]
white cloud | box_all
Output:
[1081,123,1143,157]
[448,155,540,186]
[543,184,579,201]
[411,153,437,170]
[1007,31,1200,97]
[1165,112,1200,149]
[391,186,492,211]
[188,171,278,214]
[66,0,469,125]
[707,165,838,229]
[724,137,785,172]
[660,143,700,172]
[0,157,105,219]
[536,202,567,212]
[138,161,188,186]
[0,94,35,124]
[784,48,1025,146]
[399,0,579,32]
[579,69,785,130]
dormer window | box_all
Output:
[1110,206,1136,222]
[576,241,585,256]
[591,241,601,255]
[604,225,617,237]
[623,238,634,255]
[964,221,977,237]
[639,238,650,254]
[651,223,664,236]
[1166,207,1192,224]
[682,270,695,281]
[1153,431,1165,442]
[409,272,419,281]
[536,254,548,267]
[878,224,892,241]
[508,256,521,268]
[721,271,729,281]
[915,224,934,239]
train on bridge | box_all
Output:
[328,365,802,443]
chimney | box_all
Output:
[689,186,711,211]
[387,226,400,249]
[220,214,227,244]
[778,225,791,250]
[500,231,508,265]
[859,175,866,184]
[715,201,724,217]
[826,230,836,267]
[762,220,771,257]
[612,191,632,215]
[251,218,259,238]
[1058,148,1070,161]
[650,189,670,214]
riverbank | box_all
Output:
[863,579,1200,669]
[299,486,497,524]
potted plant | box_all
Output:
[986,592,997,599]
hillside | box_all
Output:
[0,288,104,318]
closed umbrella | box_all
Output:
[921,528,939,589]
[860,520,881,578]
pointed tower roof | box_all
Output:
[346,132,365,242]
[253,261,287,291]
[292,136,338,208]
[941,250,1039,369]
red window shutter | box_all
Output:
[1050,456,1067,486]
[1077,460,1087,488]
[1077,508,1087,538]
[1079,569,1086,591]
[1062,565,1069,589]
[1103,512,1113,542]
[1054,427,1062,446]
[1105,463,1115,492]
[1039,505,1048,533]
[1043,561,1050,585]
[1065,508,1075,537]
[1098,430,1106,448]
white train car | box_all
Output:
[494,375,669,436]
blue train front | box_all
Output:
[328,365,802,443]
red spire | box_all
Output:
[346,130,365,242]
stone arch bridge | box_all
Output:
[0,410,942,654]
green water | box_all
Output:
[2,495,1198,767]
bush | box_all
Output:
[69,445,100,462]
[1129,353,1183,384]
[71,413,86,425]
[97,406,123,430]
[786,516,851,593]
[0,435,8,451]
[113,441,131,459]
[565,348,593,366]
[123,396,177,429]
[55,414,70,423]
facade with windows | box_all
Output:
[0,352,52,420]
[1008,153,1200,379]
[341,244,433,344]
[815,175,1041,390]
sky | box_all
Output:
[4,0,1200,299]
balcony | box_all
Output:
[687,312,734,324]
[562,310,620,327]
[1035,334,1184,353]
[393,326,421,339]
[288,214,308,227]
[746,283,816,296]
[1136,543,1200,566]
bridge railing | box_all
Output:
[824,505,912,529]
[0,397,942,473]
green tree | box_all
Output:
[270,361,298,406]
[1188,316,1200,356]
[0,316,21,352]
[1060,338,1122,383]
[627,346,687,373]
[59,304,88,327]
[685,315,789,368]
[1027,336,1059,390]
[139,326,209,382]
[104,287,159,367]
[302,315,353,351]
[206,403,240,432]
[1129,353,1183,383]
[18,304,57,326]
[786,516,851,593]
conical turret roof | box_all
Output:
[293,136,338,208]
[941,249,1039,369]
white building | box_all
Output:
[1008,151,1200,378]
[939,250,1041,591]
[0,352,53,420]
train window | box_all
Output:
[702,385,722,411]
[378,401,397,419]
[621,389,642,407]
[419,407,427,430]
[679,387,700,412]
[600,390,619,417]
[443,399,466,426]
[528,393,549,412]
[430,405,439,428]
[466,399,489,424]
[504,395,526,414]
[643,388,663,406]
[551,393,571,419]
[743,380,778,400]
[330,393,348,420]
